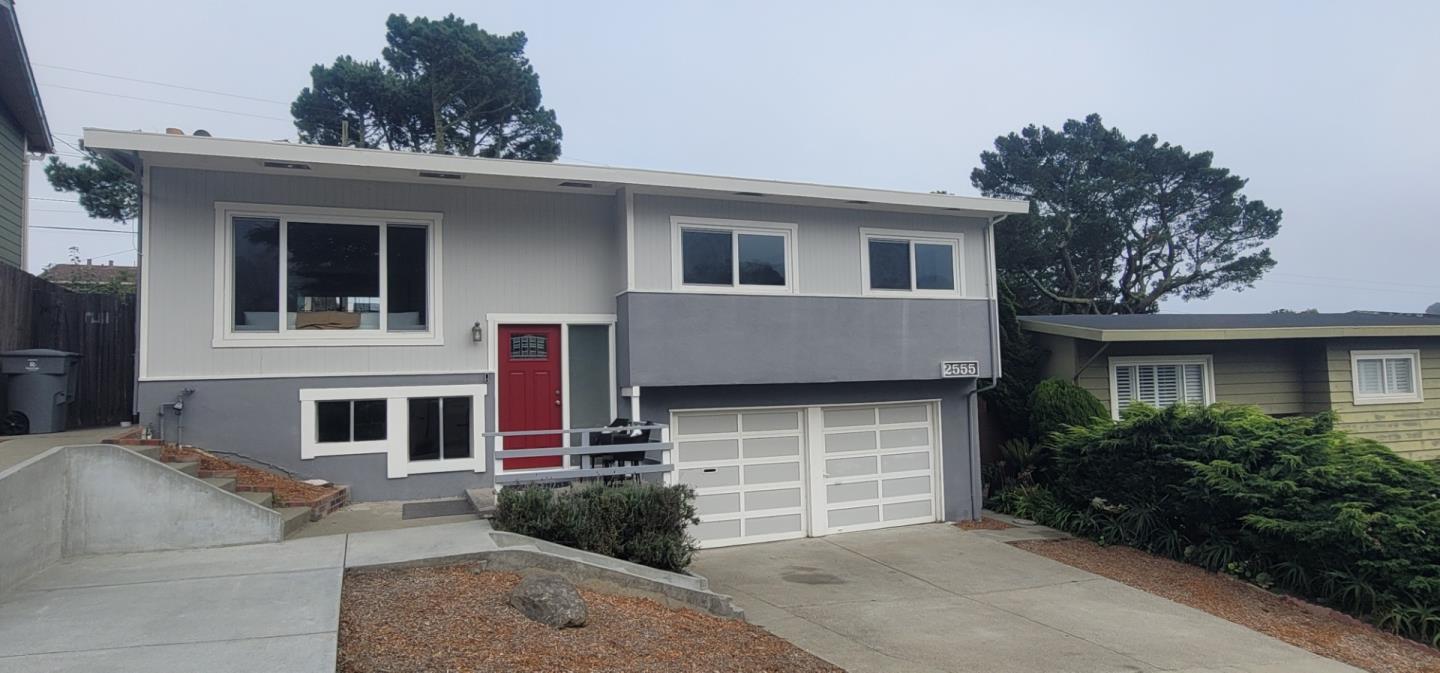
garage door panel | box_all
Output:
[824,431,877,453]
[879,404,928,424]
[743,435,800,459]
[745,488,802,510]
[830,505,881,527]
[880,427,929,449]
[826,455,877,478]
[693,519,742,542]
[744,462,801,484]
[881,451,930,473]
[679,465,739,488]
[677,413,739,436]
[882,475,932,498]
[696,492,742,516]
[747,514,804,536]
[824,407,875,428]
[885,500,933,521]
[743,411,801,432]
[827,481,878,504]
[679,439,739,463]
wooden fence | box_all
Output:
[0,264,135,429]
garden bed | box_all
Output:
[1015,538,1440,673]
[338,564,842,673]
[159,446,347,513]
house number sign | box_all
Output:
[940,361,979,378]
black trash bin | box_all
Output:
[0,349,81,435]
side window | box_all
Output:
[674,219,795,292]
[861,229,962,295]
[1111,357,1211,417]
[1351,351,1422,404]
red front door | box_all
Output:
[499,324,564,469]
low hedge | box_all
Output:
[1028,378,1108,442]
[493,482,699,572]
[993,403,1440,646]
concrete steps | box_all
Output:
[124,448,325,539]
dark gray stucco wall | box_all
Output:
[137,374,491,502]
[618,292,995,388]
[638,379,981,522]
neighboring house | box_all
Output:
[1020,312,1440,461]
[40,260,137,291]
[0,0,53,268]
[85,128,1024,547]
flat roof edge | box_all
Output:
[1018,319,1440,342]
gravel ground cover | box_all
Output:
[1014,538,1440,673]
[338,564,844,673]
[953,517,1014,531]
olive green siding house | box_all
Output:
[1020,313,1440,461]
[0,0,54,268]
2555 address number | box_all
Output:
[941,361,979,378]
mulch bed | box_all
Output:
[1014,538,1440,673]
[160,446,337,503]
[338,564,843,673]
[953,517,1014,531]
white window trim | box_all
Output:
[299,384,486,478]
[859,227,965,298]
[1350,349,1424,405]
[1107,355,1215,420]
[212,202,445,348]
[670,216,798,294]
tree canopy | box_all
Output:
[972,114,1282,315]
[292,13,562,159]
[44,151,138,223]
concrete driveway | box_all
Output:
[692,524,1361,673]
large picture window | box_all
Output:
[1351,350,1423,405]
[1109,356,1213,418]
[860,228,963,296]
[217,204,440,344]
[671,217,796,293]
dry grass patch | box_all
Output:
[1015,538,1440,673]
[953,517,1014,531]
[338,564,843,673]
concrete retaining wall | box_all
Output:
[0,449,68,596]
[0,444,282,595]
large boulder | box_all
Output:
[508,574,588,628]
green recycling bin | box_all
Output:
[1,349,81,435]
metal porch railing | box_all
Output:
[490,421,672,486]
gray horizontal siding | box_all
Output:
[619,291,995,387]
[144,167,620,379]
[632,194,991,297]
[0,109,24,268]
[1073,339,1314,416]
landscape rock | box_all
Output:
[508,574,588,627]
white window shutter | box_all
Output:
[1137,365,1157,405]
[1115,366,1134,411]
[1182,364,1205,403]
[1385,357,1415,395]
[1154,365,1180,407]
[1356,359,1384,395]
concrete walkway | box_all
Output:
[0,426,119,471]
[692,524,1362,673]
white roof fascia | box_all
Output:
[82,128,1028,217]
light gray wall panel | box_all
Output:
[137,373,490,502]
[144,168,619,378]
[618,292,995,387]
[640,379,980,521]
[0,108,24,268]
[632,194,990,297]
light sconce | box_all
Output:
[471,322,484,343]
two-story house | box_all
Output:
[1,0,53,268]
[85,128,1024,547]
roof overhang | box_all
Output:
[1017,318,1440,342]
[82,128,1030,218]
[0,0,51,153]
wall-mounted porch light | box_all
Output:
[471,322,484,343]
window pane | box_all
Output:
[353,400,388,442]
[316,400,350,443]
[568,325,612,445]
[1356,359,1384,395]
[408,397,441,461]
[1137,365,1158,405]
[233,217,279,332]
[386,225,428,331]
[738,233,786,286]
[442,397,472,459]
[914,243,955,290]
[868,239,910,290]
[1114,366,1134,412]
[1154,365,1180,407]
[1182,364,1205,403]
[681,229,733,285]
[288,222,380,331]
[1385,357,1415,394]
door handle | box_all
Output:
[554,399,561,406]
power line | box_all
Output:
[34,62,289,104]
[39,84,289,122]
[30,225,136,234]
[1272,272,1440,291]
[30,196,79,203]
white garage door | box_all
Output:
[673,401,939,547]
[673,409,808,547]
[816,403,938,535]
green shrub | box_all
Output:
[1028,378,1108,442]
[494,482,700,572]
[995,403,1440,646]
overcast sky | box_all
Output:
[18,0,1440,313]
